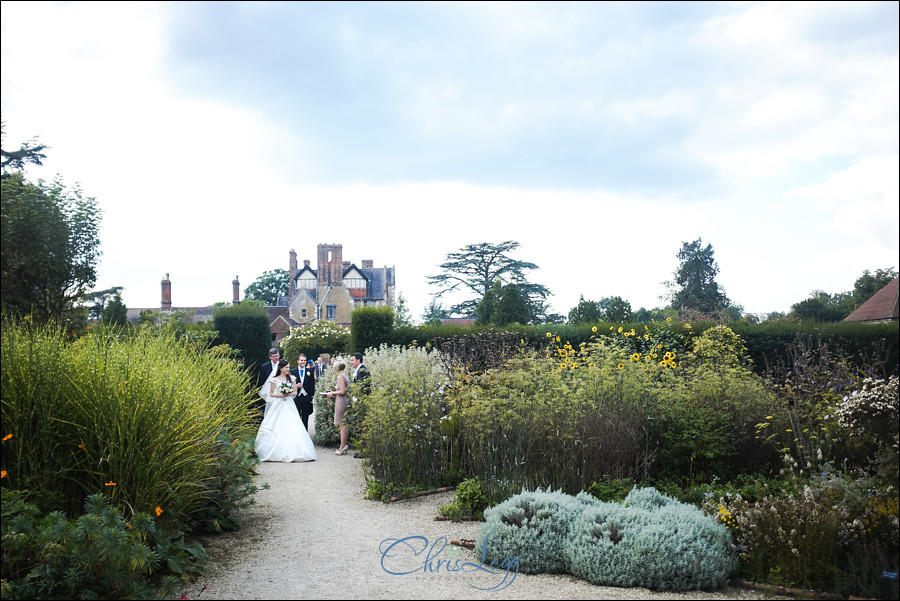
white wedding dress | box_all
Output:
[255,376,317,462]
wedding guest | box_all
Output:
[326,360,350,455]
[291,353,316,432]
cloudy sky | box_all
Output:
[2,1,897,321]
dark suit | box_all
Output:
[353,364,370,389]
[259,360,279,387]
[254,360,280,418]
[291,366,316,431]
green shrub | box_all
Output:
[439,477,490,520]
[586,478,635,502]
[281,321,350,365]
[0,490,194,600]
[312,363,340,446]
[350,306,394,353]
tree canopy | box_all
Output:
[568,295,632,324]
[787,267,897,322]
[476,279,530,326]
[244,269,289,305]
[670,238,733,315]
[427,241,551,322]
[1,172,102,322]
[1,121,47,179]
[849,268,897,312]
[101,293,128,326]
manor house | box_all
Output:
[267,243,396,341]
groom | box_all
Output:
[291,353,316,432]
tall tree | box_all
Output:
[244,268,289,305]
[790,290,851,322]
[427,241,550,320]
[599,296,632,323]
[476,279,530,326]
[849,268,897,311]
[1,173,101,321]
[671,238,731,314]
[568,295,603,325]
[421,298,450,325]
[1,121,47,178]
[393,291,413,327]
[101,293,128,326]
[85,286,124,321]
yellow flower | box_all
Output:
[617,363,625,370]
[105,481,116,486]
[2,433,12,442]
[666,317,672,322]
[631,353,641,362]
[618,327,623,333]
[546,332,552,338]
[592,326,597,332]
[155,506,163,517]
[609,326,614,331]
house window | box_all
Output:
[301,309,307,318]
[326,305,336,320]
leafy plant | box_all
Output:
[0,490,186,600]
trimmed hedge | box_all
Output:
[350,306,394,353]
[212,304,271,373]
[383,320,899,376]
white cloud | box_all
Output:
[786,155,900,248]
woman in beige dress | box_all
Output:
[326,360,351,455]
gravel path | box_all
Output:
[178,426,780,600]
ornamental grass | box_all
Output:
[0,318,257,525]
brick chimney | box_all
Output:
[362,260,374,269]
[289,249,298,297]
[161,273,172,311]
[317,243,343,286]
[232,275,240,305]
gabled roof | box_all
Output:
[342,263,369,281]
[441,318,477,327]
[267,306,289,322]
[845,277,899,322]
[293,265,317,282]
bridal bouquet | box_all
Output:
[278,381,294,396]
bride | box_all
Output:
[256,359,317,462]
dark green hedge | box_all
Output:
[730,320,899,376]
[385,320,898,376]
[212,304,271,373]
[351,306,395,353]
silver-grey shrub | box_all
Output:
[481,487,735,591]
[567,487,735,591]
[478,488,582,574]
